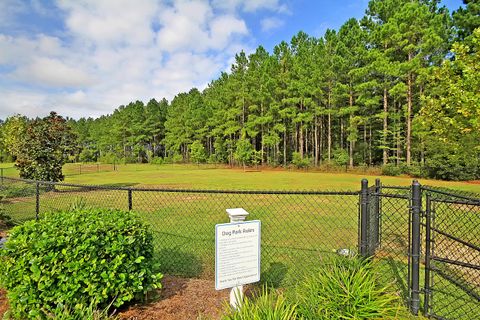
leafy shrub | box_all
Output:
[332,148,349,167]
[291,152,311,169]
[424,152,479,181]
[79,148,97,163]
[0,208,162,319]
[403,164,425,178]
[222,286,298,320]
[150,156,164,165]
[98,152,119,164]
[293,257,400,319]
[381,164,402,176]
[172,153,184,164]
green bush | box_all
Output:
[293,257,400,319]
[332,148,349,167]
[0,209,162,319]
[222,286,298,320]
[381,164,402,176]
[150,156,164,165]
[291,152,311,169]
[403,164,425,178]
[424,152,479,181]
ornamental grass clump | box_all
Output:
[293,256,400,319]
[222,286,298,320]
[0,208,162,319]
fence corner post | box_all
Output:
[360,178,369,257]
[410,180,422,316]
[128,189,133,211]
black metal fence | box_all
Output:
[1,175,479,319]
[366,181,480,320]
[0,176,361,286]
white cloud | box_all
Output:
[13,57,94,87]
[156,1,247,53]
[212,0,286,13]
[0,0,284,120]
[260,17,285,32]
[58,0,159,47]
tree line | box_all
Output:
[0,0,479,181]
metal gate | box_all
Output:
[362,180,480,320]
[423,188,480,320]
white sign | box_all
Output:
[215,220,261,290]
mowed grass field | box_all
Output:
[1,162,479,315]
[2,162,480,192]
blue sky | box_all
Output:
[0,0,463,119]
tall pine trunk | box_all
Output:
[406,52,413,166]
[327,88,332,162]
[314,115,319,166]
[349,91,354,169]
[383,87,388,165]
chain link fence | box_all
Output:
[0,176,360,286]
[1,175,479,319]
[423,188,480,320]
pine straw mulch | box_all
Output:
[0,276,230,320]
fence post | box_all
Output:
[128,189,133,211]
[360,178,369,257]
[424,194,432,316]
[1,168,3,184]
[35,182,40,220]
[374,178,381,249]
[410,180,422,315]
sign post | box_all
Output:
[215,208,261,309]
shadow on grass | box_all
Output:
[260,262,288,288]
[99,183,139,188]
[155,248,203,278]
[384,257,409,303]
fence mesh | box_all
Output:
[2,176,479,319]
[424,190,480,320]
[372,185,412,302]
[0,177,360,286]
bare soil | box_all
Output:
[0,276,229,320]
[466,180,480,185]
[0,289,8,318]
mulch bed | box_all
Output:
[118,275,229,320]
[0,289,8,318]
[0,276,230,320]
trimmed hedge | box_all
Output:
[0,209,162,319]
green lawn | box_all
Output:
[56,163,480,193]
[2,163,479,193]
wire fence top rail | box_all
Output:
[423,186,480,202]
[1,176,360,195]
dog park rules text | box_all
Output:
[215,220,261,290]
